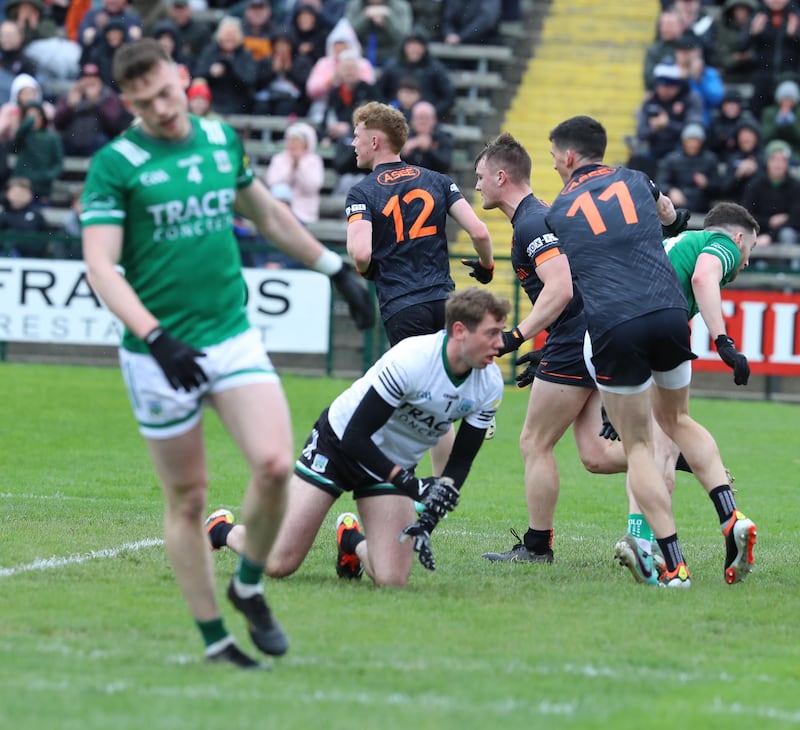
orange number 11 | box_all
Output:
[565,181,639,234]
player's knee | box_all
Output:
[252,449,293,490]
[265,554,300,578]
[372,571,409,588]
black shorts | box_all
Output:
[383,300,446,346]
[537,337,596,389]
[590,308,696,387]
[294,410,408,500]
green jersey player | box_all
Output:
[81,39,371,670]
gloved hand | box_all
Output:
[460,258,494,284]
[398,510,438,570]
[662,207,691,238]
[391,468,427,499]
[418,476,459,519]
[514,348,543,388]
[497,327,524,357]
[331,260,375,330]
[145,327,208,392]
[714,334,750,386]
[598,405,620,441]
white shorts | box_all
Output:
[119,328,280,440]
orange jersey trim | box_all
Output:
[533,247,562,267]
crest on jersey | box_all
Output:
[377,166,420,185]
[213,150,232,173]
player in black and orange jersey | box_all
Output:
[544,115,756,588]
[473,133,630,566]
[345,101,495,473]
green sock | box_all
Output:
[628,513,654,544]
[236,554,264,586]
[196,617,228,648]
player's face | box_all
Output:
[352,122,377,169]
[732,229,759,279]
[121,60,190,141]
[474,157,501,209]
[550,142,571,184]
[454,313,505,371]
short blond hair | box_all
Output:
[352,101,408,153]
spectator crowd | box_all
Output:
[0,0,520,259]
[631,0,800,264]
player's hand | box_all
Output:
[418,476,459,519]
[398,515,437,570]
[145,327,208,392]
[599,405,620,441]
[662,208,691,238]
[497,327,524,356]
[331,260,375,330]
[514,348,542,388]
[460,258,494,284]
[714,334,750,385]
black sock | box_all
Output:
[709,485,737,524]
[655,533,685,573]
[524,528,553,554]
[675,453,693,473]
[341,528,366,554]
[209,521,234,550]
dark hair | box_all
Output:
[549,115,607,161]
[112,38,172,88]
[703,202,760,235]
[474,132,532,185]
[445,287,510,335]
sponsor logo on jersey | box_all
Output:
[345,203,367,217]
[140,169,170,186]
[213,150,232,174]
[146,188,236,241]
[526,233,558,259]
[414,390,432,400]
[458,400,474,413]
[377,166,421,185]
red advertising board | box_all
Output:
[530,288,800,378]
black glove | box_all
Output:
[331,260,375,330]
[145,327,208,392]
[661,208,691,238]
[391,468,425,499]
[514,348,543,388]
[398,510,438,570]
[460,258,494,284]
[497,327,524,356]
[599,405,620,441]
[714,334,750,386]
[418,476,459,519]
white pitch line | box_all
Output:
[0,538,163,579]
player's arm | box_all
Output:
[439,421,487,489]
[650,181,690,236]
[690,252,727,338]
[346,217,374,276]
[236,179,374,329]
[338,386,399,478]
[498,253,573,356]
[449,197,493,270]
[82,225,159,338]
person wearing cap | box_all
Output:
[186,77,219,118]
[673,32,723,126]
[53,61,132,156]
[166,0,214,60]
[657,121,722,214]
[761,79,800,158]
[741,139,800,255]
[633,61,704,172]
[378,27,455,121]
[345,0,412,67]
[715,0,758,84]
[0,70,42,142]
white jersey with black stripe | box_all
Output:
[327,331,504,470]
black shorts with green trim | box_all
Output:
[294,410,409,500]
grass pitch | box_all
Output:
[1,362,799,729]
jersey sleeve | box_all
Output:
[442,174,464,208]
[463,368,504,430]
[80,146,129,228]
[345,184,371,224]
[371,340,418,406]
[702,233,741,281]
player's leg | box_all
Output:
[571,389,627,474]
[355,494,417,586]
[651,380,756,584]
[212,380,292,655]
[483,378,588,563]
